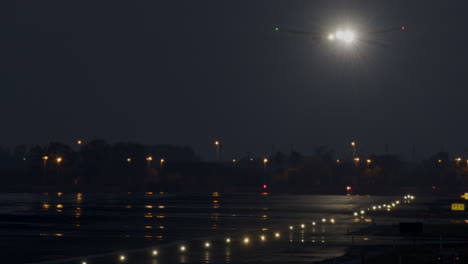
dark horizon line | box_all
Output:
[0,138,465,164]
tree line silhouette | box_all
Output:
[0,140,467,194]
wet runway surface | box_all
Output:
[0,192,410,263]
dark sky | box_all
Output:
[5,1,468,160]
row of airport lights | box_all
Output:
[79,217,339,264]
[79,195,415,264]
[404,195,416,201]
[83,198,414,264]
[79,232,278,264]
[352,195,415,218]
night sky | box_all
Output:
[6,1,468,160]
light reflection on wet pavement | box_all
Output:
[0,193,416,264]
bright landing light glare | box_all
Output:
[343,31,355,43]
[330,30,355,44]
[336,30,344,40]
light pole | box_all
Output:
[75,140,83,186]
[145,156,153,192]
[354,157,360,168]
[146,156,153,169]
[263,158,268,191]
[455,157,462,184]
[213,141,221,192]
[214,140,221,161]
[42,156,48,185]
[159,158,165,194]
[56,157,62,178]
[125,158,132,189]
[350,141,357,160]
[366,159,372,168]
[353,157,360,189]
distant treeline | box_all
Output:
[0,141,467,194]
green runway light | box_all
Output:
[275,27,279,31]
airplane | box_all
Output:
[274,25,406,46]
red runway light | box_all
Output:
[401,26,406,30]
[263,184,267,189]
